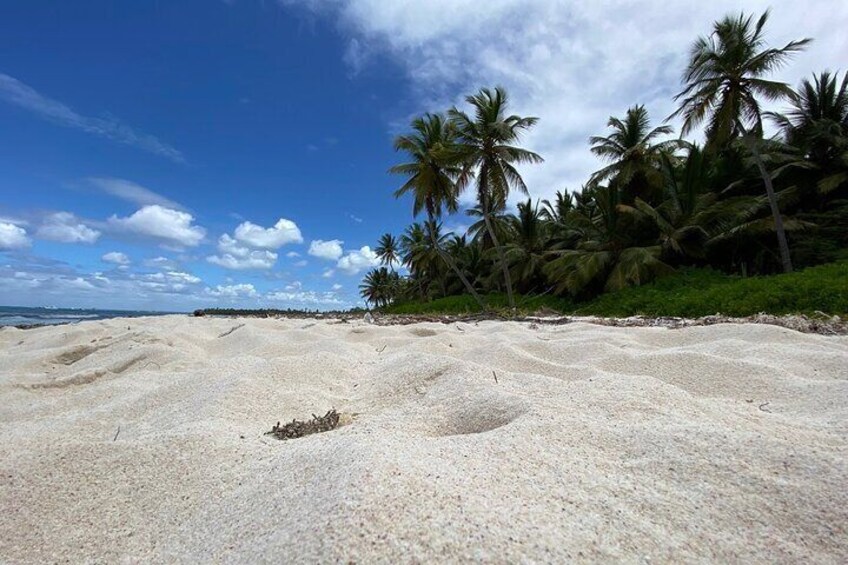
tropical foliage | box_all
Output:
[361,10,847,311]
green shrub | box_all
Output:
[383,261,848,317]
[384,293,575,315]
[575,261,848,317]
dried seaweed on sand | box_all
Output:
[266,409,340,440]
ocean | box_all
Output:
[0,306,176,327]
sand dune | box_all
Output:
[1,316,846,562]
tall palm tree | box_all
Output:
[670,9,811,272]
[449,87,543,308]
[589,104,680,204]
[390,113,486,308]
[375,233,400,271]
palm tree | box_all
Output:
[503,199,550,293]
[449,87,543,308]
[390,113,486,308]
[375,233,400,271]
[541,190,574,223]
[769,71,848,195]
[670,10,811,272]
[399,223,431,277]
[544,184,674,296]
[359,267,399,308]
[589,105,680,203]
[618,146,766,262]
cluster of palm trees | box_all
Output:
[360,11,847,310]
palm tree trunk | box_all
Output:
[482,206,516,309]
[426,215,487,311]
[737,122,793,273]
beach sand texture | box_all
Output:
[1,316,846,563]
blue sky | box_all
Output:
[1,1,844,311]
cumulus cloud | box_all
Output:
[108,205,206,247]
[102,251,131,265]
[36,212,101,243]
[308,239,344,261]
[284,0,846,204]
[286,251,301,258]
[205,283,259,299]
[233,218,303,248]
[0,222,31,250]
[133,270,202,293]
[266,289,345,306]
[336,245,380,275]
[331,283,343,291]
[88,177,184,210]
[0,73,184,163]
[163,271,201,284]
[322,269,335,278]
[207,233,278,270]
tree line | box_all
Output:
[360,10,847,310]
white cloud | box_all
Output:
[88,177,184,210]
[165,271,201,284]
[286,1,846,204]
[286,251,301,258]
[36,212,101,243]
[143,256,179,269]
[132,270,202,293]
[233,218,303,248]
[331,283,343,291]
[207,233,278,270]
[102,251,131,265]
[205,283,259,299]
[0,216,28,226]
[108,205,206,247]
[322,269,335,278]
[294,259,308,267]
[266,289,345,306]
[308,238,344,261]
[0,73,184,163]
[0,222,31,250]
[336,245,380,275]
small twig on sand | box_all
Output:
[218,323,245,338]
[113,426,121,441]
[143,361,161,370]
[456,325,465,332]
[376,344,387,353]
[758,402,772,413]
[493,370,498,384]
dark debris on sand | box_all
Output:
[266,409,340,440]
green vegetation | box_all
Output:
[361,10,847,315]
[385,293,575,316]
[385,261,848,318]
[575,261,848,317]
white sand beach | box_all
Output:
[1,315,846,563]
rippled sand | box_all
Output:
[1,316,846,562]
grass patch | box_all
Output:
[384,293,575,315]
[576,261,848,317]
[383,261,848,318]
